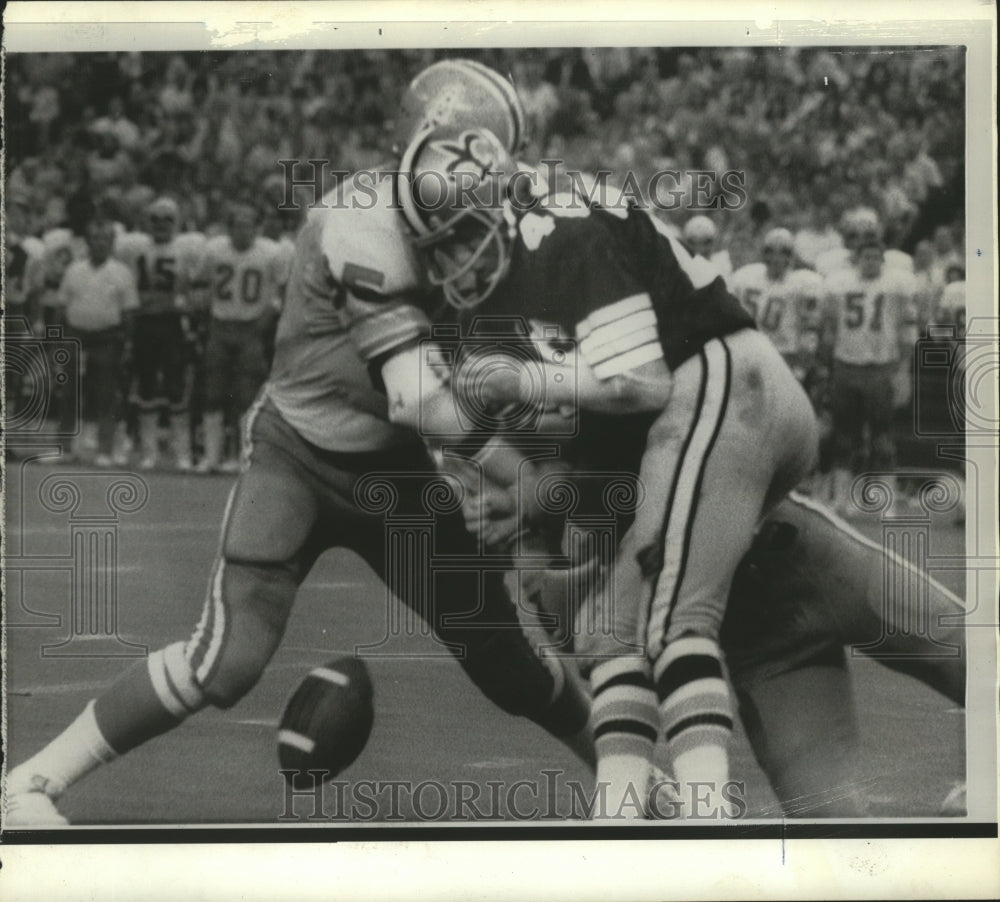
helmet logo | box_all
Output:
[430,131,499,182]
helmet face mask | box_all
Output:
[419,209,511,310]
[401,126,525,310]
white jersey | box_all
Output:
[936,280,965,336]
[114,231,204,316]
[817,246,913,278]
[272,235,296,309]
[730,263,822,357]
[265,174,428,452]
[195,236,287,322]
[824,266,917,365]
[4,235,45,312]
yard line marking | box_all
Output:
[466,758,530,769]
[12,523,221,536]
[12,680,112,695]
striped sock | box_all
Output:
[94,641,206,754]
[590,657,658,820]
[654,637,733,808]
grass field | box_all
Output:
[4,457,967,825]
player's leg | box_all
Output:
[88,330,126,463]
[724,492,965,815]
[133,315,164,469]
[722,509,871,816]
[197,319,228,473]
[828,363,866,515]
[865,363,902,512]
[4,398,326,825]
[164,314,194,471]
[349,454,594,769]
[643,332,817,815]
[230,322,270,471]
[733,648,871,817]
[781,492,966,705]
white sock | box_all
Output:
[590,658,657,820]
[595,753,651,821]
[7,701,117,798]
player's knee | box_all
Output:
[190,559,298,708]
[200,650,268,709]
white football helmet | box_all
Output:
[399,125,533,309]
[394,59,527,156]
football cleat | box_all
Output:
[4,783,70,827]
[646,765,683,819]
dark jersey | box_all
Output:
[481,194,755,372]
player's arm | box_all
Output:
[450,322,673,415]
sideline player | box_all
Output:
[729,227,824,382]
[114,197,204,471]
[358,125,819,816]
[3,193,45,423]
[4,60,592,828]
[822,239,918,516]
[191,203,287,473]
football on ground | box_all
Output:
[277,656,375,789]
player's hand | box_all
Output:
[461,485,521,548]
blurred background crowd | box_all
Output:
[6,47,964,251]
[5,47,967,480]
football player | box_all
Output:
[4,60,593,828]
[366,125,819,817]
[3,194,45,424]
[815,207,913,279]
[681,214,733,280]
[721,490,965,817]
[821,239,919,516]
[464,446,966,818]
[729,227,824,382]
[191,202,287,473]
[114,197,204,471]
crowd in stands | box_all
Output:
[5,48,967,484]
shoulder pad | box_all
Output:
[113,231,149,254]
[791,268,823,288]
[204,234,229,256]
[22,236,45,258]
[884,249,914,272]
[733,262,765,286]
[320,178,424,297]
